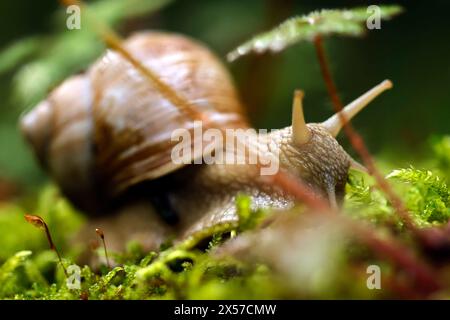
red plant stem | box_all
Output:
[349,220,441,294]
[101,237,110,269]
[312,36,442,293]
[96,228,111,268]
[42,222,68,277]
[271,170,330,212]
[313,36,418,233]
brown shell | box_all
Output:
[21,31,248,211]
[21,75,98,211]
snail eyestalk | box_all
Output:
[291,90,310,145]
[95,228,111,269]
[322,80,393,137]
[24,214,68,277]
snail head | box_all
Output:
[273,80,393,207]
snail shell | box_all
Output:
[21,32,248,212]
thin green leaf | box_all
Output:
[0,251,32,285]
[0,37,40,74]
[227,5,403,61]
[90,0,173,24]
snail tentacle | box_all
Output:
[291,90,311,145]
[321,80,393,137]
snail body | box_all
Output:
[20,31,392,246]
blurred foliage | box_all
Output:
[227,5,402,61]
[0,251,32,297]
[432,136,450,178]
[0,0,172,108]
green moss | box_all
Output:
[345,171,395,225]
[387,168,450,225]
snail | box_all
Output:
[20,31,392,248]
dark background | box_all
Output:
[0,0,449,189]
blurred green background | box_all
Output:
[0,0,449,194]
